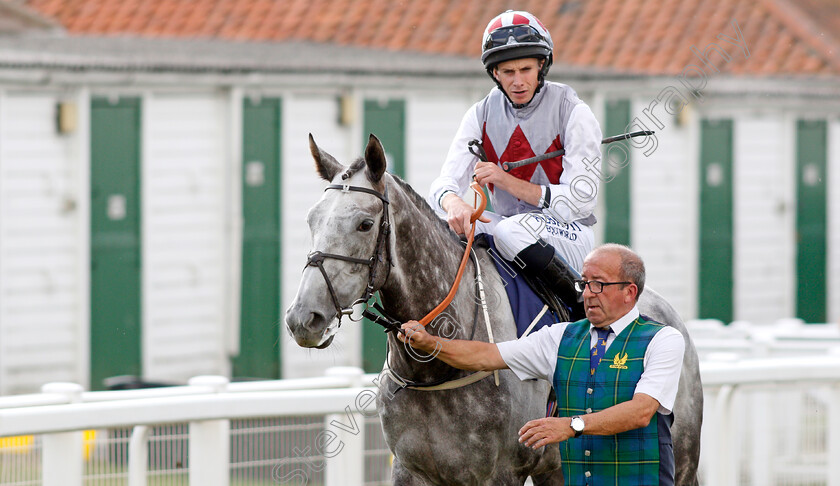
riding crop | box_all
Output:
[468,130,655,171]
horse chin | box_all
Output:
[285,310,340,348]
[315,335,335,349]
[289,329,336,349]
[314,320,340,348]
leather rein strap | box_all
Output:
[418,181,486,326]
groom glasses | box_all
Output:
[574,280,631,294]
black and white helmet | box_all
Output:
[481,10,554,80]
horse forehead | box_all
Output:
[308,187,382,234]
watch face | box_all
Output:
[571,416,585,432]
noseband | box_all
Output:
[305,183,391,325]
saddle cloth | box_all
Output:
[477,235,565,338]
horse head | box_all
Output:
[284,134,391,348]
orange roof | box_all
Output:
[21,0,840,76]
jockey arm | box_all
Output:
[433,107,539,234]
[398,321,508,372]
[472,161,541,205]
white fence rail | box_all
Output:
[1,319,839,486]
[700,355,840,486]
[0,367,386,486]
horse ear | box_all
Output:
[309,133,344,181]
[364,134,387,183]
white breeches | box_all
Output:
[477,211,594,273]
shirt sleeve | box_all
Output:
[496,323,568,382]
[635,327,686,414]
[428,104,482,216]
[545,103,603,224]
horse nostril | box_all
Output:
[304,312,326,332]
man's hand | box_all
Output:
[518,417,574,449]
[442,194,490,235]
[397,320,438,354]
[396,320,508,371]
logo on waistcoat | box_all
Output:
[609,353,629,369]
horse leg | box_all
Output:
[531,470,565,486]
[391,457,432,486]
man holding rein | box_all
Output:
[399,244,685,486]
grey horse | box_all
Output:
[285,134,702,486]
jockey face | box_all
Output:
[493,58,544,105]
[580,250,638,327]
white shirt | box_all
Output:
[428,82,603,224]
[496,305,685,414]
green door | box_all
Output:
[795,120,827,323]
[602,99,632,245]
[233,98,282,378]
[90,97,142,390]
[361,99,405,373]
[698,119,734,322]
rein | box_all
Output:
[305,179,491,391]
[417,181,487,326]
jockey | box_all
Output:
[429,10,603,315]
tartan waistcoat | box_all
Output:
[553,316,667,486]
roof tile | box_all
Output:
[20,0,840,76]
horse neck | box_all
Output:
[377,179,485,379]
[378,178,476,327]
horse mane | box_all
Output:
[389,175,461,245]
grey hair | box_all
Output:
[594,243,646,301]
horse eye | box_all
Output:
[357,219,374,232]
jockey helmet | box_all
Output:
[481,10,554,80]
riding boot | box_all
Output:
[516,241,586,321]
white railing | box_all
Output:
[687,318,840,359]
[699,354,840,486]
[0,367,385,486]
[1,318,840,486]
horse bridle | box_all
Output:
[305,183,392,326]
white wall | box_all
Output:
[630,99,698,320]
[829,119,840,324]
[405,93,474,198]
[733,116,795,322]
[281,93,361,378]
[0,91,86,394]
[142,93,229,381]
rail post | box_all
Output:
[188,376,230,486]
[829,384,840,486]
[40,382,85,486]
[324,367,365,486]
[128,425,151,486]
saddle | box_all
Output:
[473,234,571,338]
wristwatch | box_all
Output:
[570,416,585,438]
